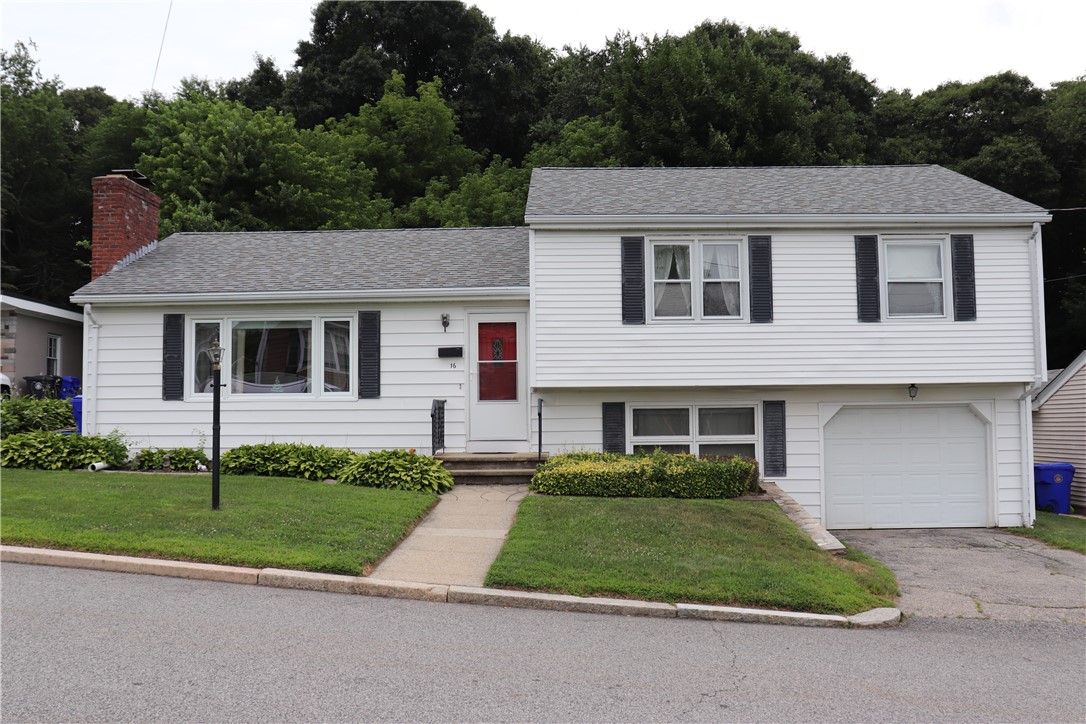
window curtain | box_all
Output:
[654,245,692,316]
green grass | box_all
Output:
[0,469,438,574]
[1009,511,1086,554]
[486,496,898,616]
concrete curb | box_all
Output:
[1,545,901,629]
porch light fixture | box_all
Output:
[207,339,225,509]
[908,383,919,400]
[441,313,450,332]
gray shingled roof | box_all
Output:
[525,165,1047,217]
[74,227,529,298]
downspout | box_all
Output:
[1017,222,1046,527]
[83,303,100,437]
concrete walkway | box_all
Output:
[369,484,528,586]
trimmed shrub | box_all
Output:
[531,450,756,499]
[220,442,352,481]
[337,449,454,493]
[1,430,128,470]
[0,396,76,438]
[132,446,210,472]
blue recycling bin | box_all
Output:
[70,395,83,435]
[1034,462,1075,514]
[60,375,81,400]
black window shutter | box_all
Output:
[358,311,381,399]
[855,235,881,322]
[762,401,787,477]
[162,314,185,401]
[749,235,773,323]
[602,402,626,453]
[620,236,645,325]
[951,234,976,321]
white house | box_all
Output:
[72,166,1052,529]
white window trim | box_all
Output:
[647,236,748,322]
[46,334,61,376]
[186,315,356,400]
[627,403,761,459]
[880,235,952,320]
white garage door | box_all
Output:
[824,406,989,529]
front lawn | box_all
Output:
[0,469,438,574]
[1009,511,1086,554]
[486,496,898,616]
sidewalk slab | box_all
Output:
[449,586,677,618]
[0,545,259,584]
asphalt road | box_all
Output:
[2,563,1084,723]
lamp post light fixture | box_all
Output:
[207,339,225,510]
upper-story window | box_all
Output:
[883,239,949,318]
[651,239,744,320]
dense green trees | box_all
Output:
[1,3,1083,364]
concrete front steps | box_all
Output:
[435,453,547,485]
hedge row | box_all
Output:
[0,396,75,438]
[531,450,758,499]
[0,430,128,470]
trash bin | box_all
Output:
[71,395,83,435]
[59,375,81,400]
[1034,462,1075,514]
[23,374,61,399]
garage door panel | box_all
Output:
[825,406,989,529]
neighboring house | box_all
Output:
[72,166,1052,529]
[1032,350,1086,511]
[0,293,84,396]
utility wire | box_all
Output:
[150,0,174,94]
[1044,273,1086,283]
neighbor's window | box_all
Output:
[884,240,946,317]
[651,239,743,320]
[631,405,757,459]
[46,334,60,376]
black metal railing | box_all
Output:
[537,397,544,462]
[430,399,446,454]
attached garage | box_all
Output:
[824,405,990,529]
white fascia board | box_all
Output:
[524,212,1052,230]
[70,286,530,306]
[0,294,84,323]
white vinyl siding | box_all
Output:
[85,301,525,453]
[531,383,1030,527]
[532,227,1039,387]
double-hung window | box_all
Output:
[46,335,60,376]
[630,405,758,459]
[651,239,744,320]
[882,238,950,318]
[189,316,354,398]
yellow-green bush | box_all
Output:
[531,450,756,499]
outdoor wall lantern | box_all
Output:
[207,339,225,509]
[441,313,450,332]
[908,383,919,400]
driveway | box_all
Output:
[838,528,1085,624]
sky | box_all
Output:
[1,0,1083,102]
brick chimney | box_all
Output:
[91,171,161,280]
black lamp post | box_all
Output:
[207,339,224,510]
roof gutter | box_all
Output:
[71,286,531,306]
[524,212,1052,230]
